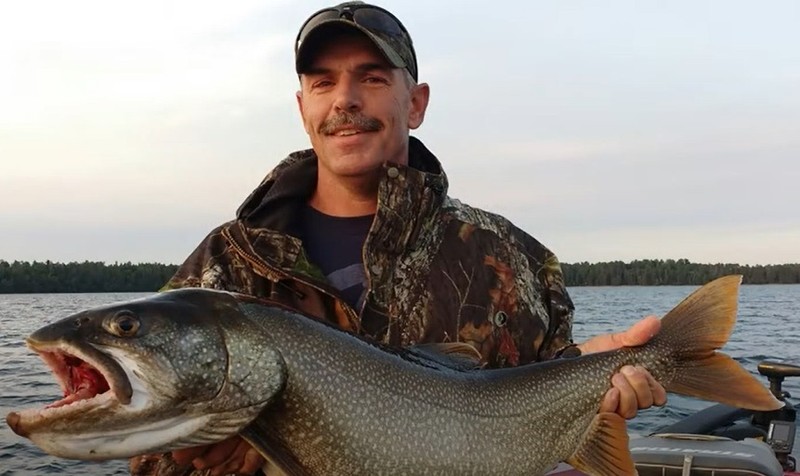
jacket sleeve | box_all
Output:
[161,222,237,291]
[537,252,576,360]
[510,226,576,362]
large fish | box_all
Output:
[6,275,782,475]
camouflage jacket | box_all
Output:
[164,137,575,367]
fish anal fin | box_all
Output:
[566,412,636,476]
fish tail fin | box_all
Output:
[654,274,782,411]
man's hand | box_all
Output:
[577,316,668,419]
[172,435,265,476]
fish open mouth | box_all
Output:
[39,349,113,408]
[32,341,134,408]
[6,342,133,437]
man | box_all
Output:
[132,2,665,474]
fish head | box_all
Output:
[6,288,286,460]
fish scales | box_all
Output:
[241,300,627,474]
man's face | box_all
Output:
[296,31,429,183]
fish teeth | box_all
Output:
[25,391,116,422]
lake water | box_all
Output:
[1,284,799,475]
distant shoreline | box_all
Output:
[1,259,798,293]
[561,259,799,286]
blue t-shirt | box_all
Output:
[300,205,374,311]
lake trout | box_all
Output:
[6,275,782,475]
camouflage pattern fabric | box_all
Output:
[163,137,575,367]
[133,137,576,475]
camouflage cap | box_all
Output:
[295,1,418,81]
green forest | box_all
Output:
[0,261,177,293]
[561,259,800,286]
[0,259,798,293]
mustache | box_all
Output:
[319,112,382,135]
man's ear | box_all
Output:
[296,89,311,134]
[408,82,430,130]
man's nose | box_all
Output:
[332,80,362,112]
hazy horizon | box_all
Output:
[2,1,798,266]
[3,257,798,268]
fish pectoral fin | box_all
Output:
[566,412,636,476]
[240,418,310,476]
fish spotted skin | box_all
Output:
[7,275,783,475]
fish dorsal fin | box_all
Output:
[566,412,636,476]
[407,342,483,370]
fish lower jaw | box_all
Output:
[7,391,118,437]
[26,413,216,461]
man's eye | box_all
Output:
[312,80,333,89]
[365,76,387,84]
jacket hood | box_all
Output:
[235,136,447,234]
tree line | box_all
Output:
[0,259,798,293]
[0,260,177,293]
[561,259,800,286]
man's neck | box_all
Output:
[309,173,380,217]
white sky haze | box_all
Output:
[1,1,798,265]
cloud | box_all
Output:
[1,1,798,265]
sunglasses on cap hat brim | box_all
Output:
[295,2,418,81]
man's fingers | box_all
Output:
[622,366,654,409]
[612,372,638,419]
[172,446,209,466]
[129,454,168,474]
[578,316,661,355]
[204,437,260,476]
[604,365,669,420]
[643,367,668,406]
[240,446,267,475]
[626,364,668,408]
[620,317,661,347]
[192,436,242,469]
[172,436,262,476]
[599,387,620,413]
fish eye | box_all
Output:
[108,311,140,337]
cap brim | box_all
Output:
[295,20,407,74]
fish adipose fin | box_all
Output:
[654,274,783,411]
[566,412,635,476]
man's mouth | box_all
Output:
[331,128,365,137]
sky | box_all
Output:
[1,0,798,266]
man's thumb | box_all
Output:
[621,316,661,347]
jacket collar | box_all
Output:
[236,136,448,239]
